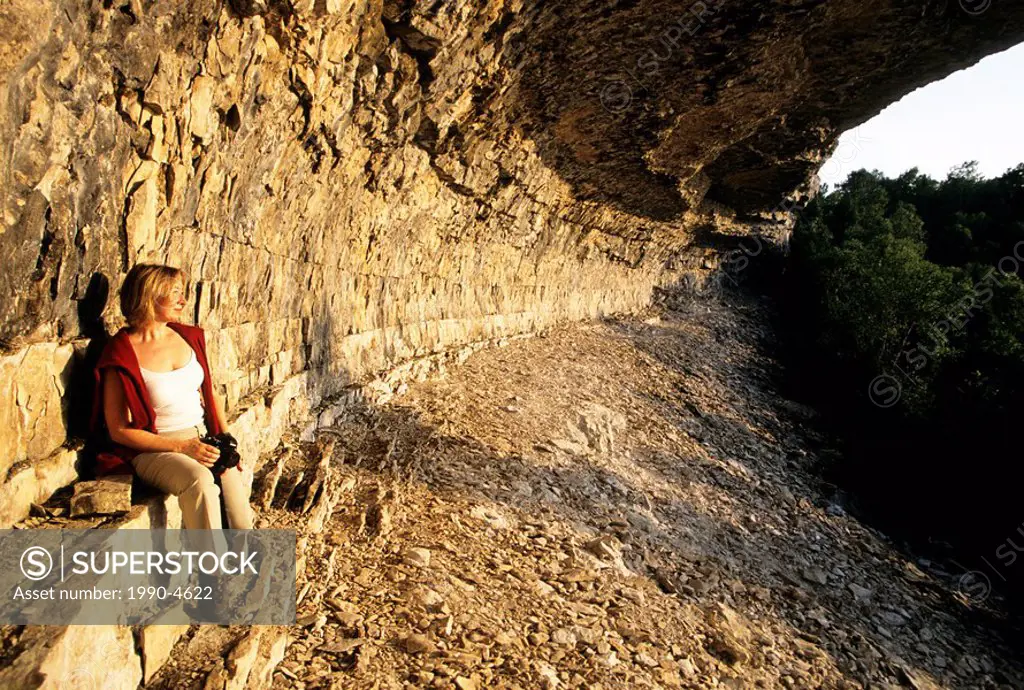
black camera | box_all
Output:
[199,432,242,476]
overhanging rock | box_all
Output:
[0,0,1022,533]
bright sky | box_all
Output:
[818,42,1024,189]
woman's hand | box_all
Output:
[177,437,221,467]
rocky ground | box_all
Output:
[150,288,1024,689]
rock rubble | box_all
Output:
[142,289,1024,689]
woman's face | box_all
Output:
[153,278,187,323]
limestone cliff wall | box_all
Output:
[1,0,1022,525]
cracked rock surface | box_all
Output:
[3,2,1024,684]
[2,0,1023,521]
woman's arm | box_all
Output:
[103,371,220,466]
[204,384,241,470]
[209,386,230,435]
[195,326,230,434]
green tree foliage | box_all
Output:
[790,165,1024,417]
[783,164,1024,559]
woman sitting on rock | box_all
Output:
[89,263,253,529]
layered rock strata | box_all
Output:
[1,0,1023,524]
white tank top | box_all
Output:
[140,350,207,433]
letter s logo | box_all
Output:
[21,547,53,581]
[868,374,901,408]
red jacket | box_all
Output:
[89,322,224,476]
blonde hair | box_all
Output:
[120,264,186,327]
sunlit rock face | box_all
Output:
[1,0,1022,520]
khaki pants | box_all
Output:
[131,424,253,530]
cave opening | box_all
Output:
[819,42,1024,191]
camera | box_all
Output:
[199,432,241,476]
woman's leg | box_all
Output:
[132,449,223,530]
[219,468,254,529]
